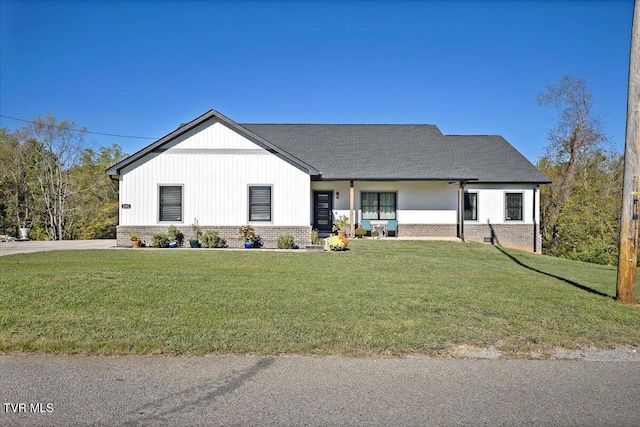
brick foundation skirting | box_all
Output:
[117,225,312,249]
[398,223,539,253]
[464,223,541,253]
[398,224,457,237]
[118,223,540,252]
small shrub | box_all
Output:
[201,230,227,248]
[238,225,257,242]
[327,235,346,251]
[371,230,380,238]
[152,233,170,248]
[311,229,324,245]
[355,227,366,237]
[167,225,184,246]
[277,234,296,249]
[332,215,350,232]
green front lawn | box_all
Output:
[0,240,638,356]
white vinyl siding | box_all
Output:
[119,119,310,226]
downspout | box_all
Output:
[533,185,538,253]
[458,181,466,242]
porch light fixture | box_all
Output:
[336,192,340,199]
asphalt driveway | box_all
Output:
[0,240,117,256]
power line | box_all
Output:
[0,114,159,140]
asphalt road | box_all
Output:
[1,354,639,426]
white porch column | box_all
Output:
[349,180,355,238]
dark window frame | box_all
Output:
[361,192,397,220]
[464,192,478,221]
[505,192,523,221]
[249,185,272,222]
[158,185,183,223]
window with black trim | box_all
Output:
[505,192,523,221]
[361,192,396,220]
[464,192,478,221]
[159,185,182,222]
[249,186,272,222]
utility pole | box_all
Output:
[617,0,640,304]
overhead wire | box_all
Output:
[0,114,159,140]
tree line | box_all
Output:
[0,79,626,265]
[536,75,623,265]
[0,113,126,240]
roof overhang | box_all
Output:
[105,109,320,176]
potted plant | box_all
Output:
[190,221,201,248]
[238,225,257,248]
[332,215,350,244]
[129,233,141,248]
[355,226,366,238]
[168,225,185,247]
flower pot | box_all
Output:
[189,239,199,248]
[337,229,348,245]
[131,240,141,248]
[244,241,254,249]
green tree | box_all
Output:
[68,144,125,239]
[1,116,126,240]
[23,113,87,240]
[0,128,43,237]
[537,76,621,264]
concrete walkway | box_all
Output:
[0,240,117,256]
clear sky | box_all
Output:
[0,0,634,162]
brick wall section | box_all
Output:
[118,223,539,252]
[464,224,540,253]
[398,223,540,253]
[398,224,457,237]
[117,225,312,249]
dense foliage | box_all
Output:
[537,76,622,265]
[0,114,126,240]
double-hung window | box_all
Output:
[249,186,272,222]
[464,192,478,221]
[159,185,183,222]
[361,192,396,220]
[505,192,523,221]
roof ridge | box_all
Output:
[241,123,440,126]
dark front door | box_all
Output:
[313,191,333,237]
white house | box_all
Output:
[106,109,550,251]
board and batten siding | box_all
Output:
[118,119,310,226]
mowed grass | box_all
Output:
[0,240,638,356]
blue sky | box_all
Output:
[0,0,634,162]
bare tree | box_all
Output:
[537,75,607,202]
[25,113,87,240]
[536,76,608,254]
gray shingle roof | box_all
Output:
[242,124,550,183]
[106,109,550,184]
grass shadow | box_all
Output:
[493,244,613,300]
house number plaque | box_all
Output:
[121,204,131,209]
